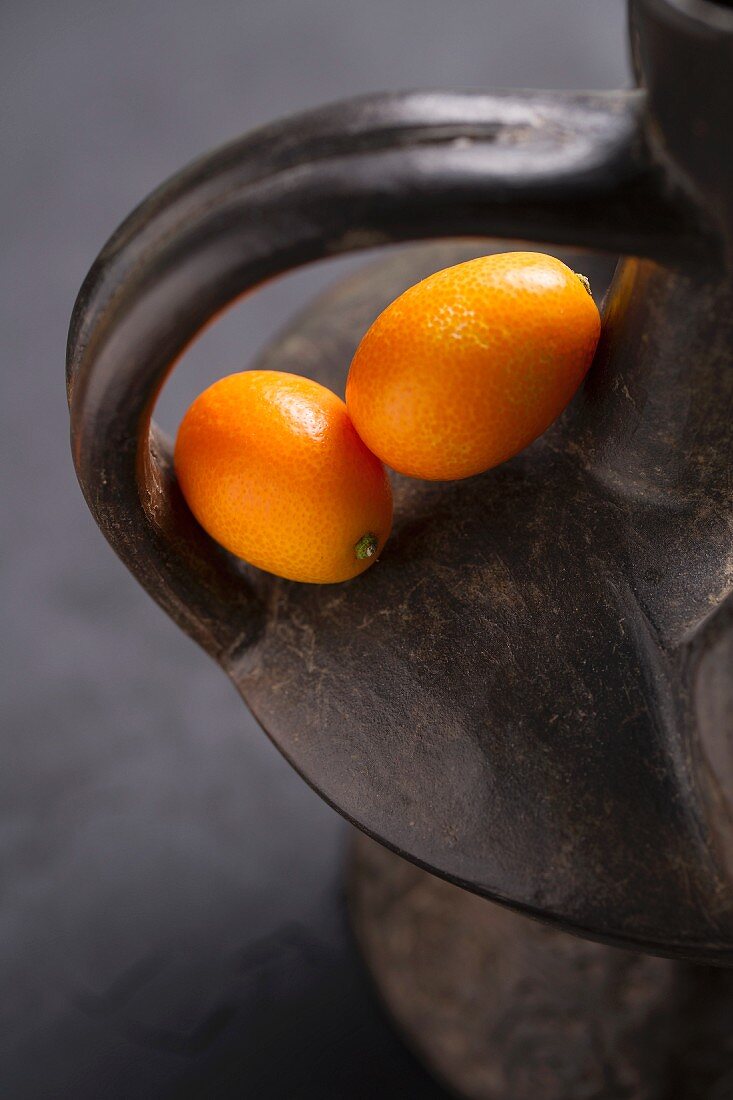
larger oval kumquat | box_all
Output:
[346,252,601,481]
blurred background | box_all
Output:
[1,2,628,1095]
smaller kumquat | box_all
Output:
[174,370,393,584]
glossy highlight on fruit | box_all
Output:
[174,371,393,584]
[346,252,601,481]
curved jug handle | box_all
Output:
[66,89,707,663]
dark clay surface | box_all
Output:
[236,242,733,960]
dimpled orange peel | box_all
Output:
[174,371,393,584]
[346,252,601,481]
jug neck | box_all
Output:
[631,0,733,256]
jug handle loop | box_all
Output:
[67,89,710,662]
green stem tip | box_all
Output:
[575,272,592,297]
[354,532,379,560]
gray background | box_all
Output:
[1,2,628,1096]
